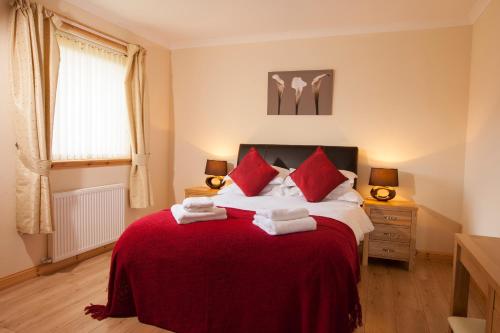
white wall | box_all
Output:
[0,0,174,278]
[462,0,500,237]
[172,27,472,254]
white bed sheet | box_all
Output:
[213,193,374,244]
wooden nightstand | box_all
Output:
[184,186,219,198]
[363,198,418,271]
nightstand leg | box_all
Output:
[408,239,416,271]
[362,234,369,266]
[408,257,415,271]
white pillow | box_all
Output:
[283,168,297,187]
[279,185,300,196]
[218,183,278,196]
[324,184,356,199]
[284,169,357,188]
[339,170,357,187]
[325,181,353,198]
[333,188,364,206]
[280,183,363,205]
[282,168,357,200]
[269,166,290,185]
[283,179,352,198]
[225,165,290,185]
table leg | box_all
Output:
[486,287,495,333]
[450,241,470,317]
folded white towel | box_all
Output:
[182,197,214,212]
[184,206,215,213]
[171,204,227,224]
[255,208,309,221]
[253,215,316,235]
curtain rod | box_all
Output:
[55,13,130,54]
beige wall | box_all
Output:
[0,0,174,278]
[462,0,500,236]
[1,0,486,279]
[172,27,472,254]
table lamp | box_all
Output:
[205,160,228,189]
[369,168,399,201]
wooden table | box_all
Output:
[450,234,500,332]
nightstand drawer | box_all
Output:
[369,240,410,260]
[370,209,412,226]
[370,223,411,243]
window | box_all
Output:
[51,31,130,162]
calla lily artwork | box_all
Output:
[271,74,285,115]
[267,69,334,115]
[311,73,330,115]
[291,77,307,115]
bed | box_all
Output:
[86,144,374,333]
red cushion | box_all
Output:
[229,147,279,196]
[290,147,347,202]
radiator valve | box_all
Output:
[41,257,53,264]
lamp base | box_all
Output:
[205,176,225,190]
[370,186,396,201]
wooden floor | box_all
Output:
[0,253,486,333]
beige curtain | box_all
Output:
[10,0,61,234]
[125,44,153,208]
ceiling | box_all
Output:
[64,0,490,49]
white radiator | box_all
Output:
[49,184,126,263]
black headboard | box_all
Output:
[237,144,358,175]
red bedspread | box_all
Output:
[85,208,362,333]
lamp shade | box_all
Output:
[205,160,228,176]
[369,168,399,187]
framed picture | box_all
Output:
[267,69,334,115]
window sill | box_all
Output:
[51,159,132,169]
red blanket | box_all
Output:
[86,208,362,333]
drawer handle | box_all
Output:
[382,248,395,253]
[384,216,399,221]
[378,232,404,239]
